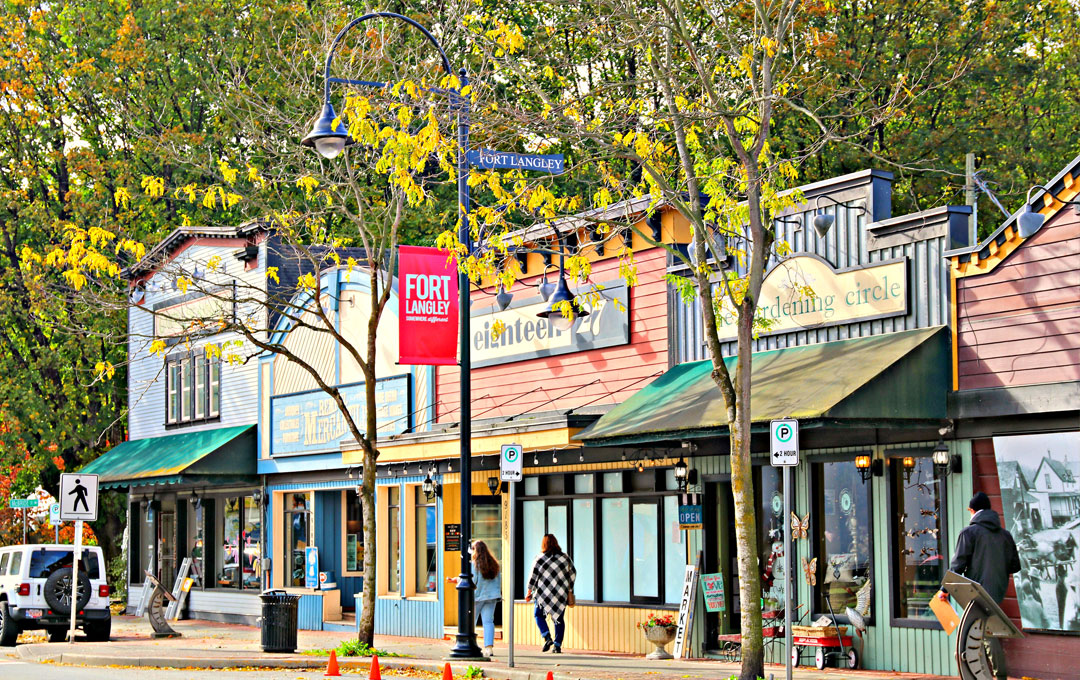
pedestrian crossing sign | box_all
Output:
[59,473,99,522]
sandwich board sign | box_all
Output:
[59,473,99,522]
[500,443,523,482]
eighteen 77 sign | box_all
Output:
[398,245,459,366]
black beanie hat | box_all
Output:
[969,492,991,512]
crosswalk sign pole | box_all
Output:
[68,520,83,642]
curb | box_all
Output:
[17,645,600,680]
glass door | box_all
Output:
[159,511,176,589]
[472,497,503,624]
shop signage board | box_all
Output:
[471,279,629,367]
[466,148,565,174]
[701,573,726,612]
[500,443,523,482]
[270,375,410,455]
[59,473,98,522]
[8,497,37,509]
[673,563,699,658]
[398,245,459,366]
[678,493,703,530]
[770,419,799,466]
[444,523,462,552]
[304,547,319,589]
[717,255,907,342]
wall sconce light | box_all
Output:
[902,456,916,483]
[423,471,441,501]
[855,454,882,483]
[487,477,501,496]
[674,458,689,492]
[932,440,962,477]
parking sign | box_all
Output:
[500,444,523,482]
[770,419,799,467]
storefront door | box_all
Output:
[159,511,176,588]
[472,497,503,624]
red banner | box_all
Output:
[398,245,459,365]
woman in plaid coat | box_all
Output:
[526,534,577,653]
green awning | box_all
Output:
[577,326,948,446]
[79,425,256,489]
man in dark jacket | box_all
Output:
[950,492,1022,679]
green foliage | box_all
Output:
[301,639,405,658]
[464,665,484,680]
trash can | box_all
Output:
[259,590,300,653]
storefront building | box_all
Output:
[258,266,436,631]
[83,224,274,623]
[576,168,980,673]
[947,152,1080,678]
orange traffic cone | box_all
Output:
[443,662,454,680]
[370,654,382,680]
[546,672,554,680]
[324,649,341,677]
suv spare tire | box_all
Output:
[44,568,91,614]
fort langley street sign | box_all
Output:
[466,148,564,174]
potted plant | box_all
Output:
[638,613,678,659]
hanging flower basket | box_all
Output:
[638,614,678,659]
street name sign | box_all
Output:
[500,443,523,482]
[9,497,38,509]
[770,419,799,467]
[59,473,99,521]
[466,148,564,174]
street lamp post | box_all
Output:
[302,12,482,659]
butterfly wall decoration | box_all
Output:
[802,557,818,587]
[790,512,809,540]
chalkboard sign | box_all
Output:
[444,523,462,552]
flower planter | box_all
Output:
[643,625,677,659]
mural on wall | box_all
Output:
[993,432,1080,632]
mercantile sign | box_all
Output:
[718,255,907,342]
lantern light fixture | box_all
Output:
[855,454,882,483]
[486,476,500,496]
[423,469,441,501]
[902,456,916,483]
[674,458,689,492]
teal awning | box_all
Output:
[576,326,949,446]
[80,425,256,489]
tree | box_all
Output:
[22,5,468,645]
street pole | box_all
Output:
[68,520,83,642]
[22,507,27,544]
[783,465,792,680]
[449,66,482,659]
[507,479,516,668]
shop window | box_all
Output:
[242,497,261,590]
[632,501,660,599]
[523,477,540,496]
[165,352,221,426]
[603,472,623,493]
[189,501,205,587]
[220,498,241,588]
[663,495,686,603]
[284,493,311,587]
[414,488,437,594]
[388,486,401,593]
[890,456,945,622]
[344,490,365,582]
[574,474,594,495]
[813,459,872,617]
[756,466,786,615]
[600,498,630,601]
[216,495,261,590]
[571,499,595,601]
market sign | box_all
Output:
[717,255,907,342]
[701,572,726,612]
[471,280,629,368]
[270,375,410,456]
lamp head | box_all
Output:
[496,285,513,311]
[538,270,555,302]
[536,274,589,332]
[301,101,354,159]
[1017,204,1045,238]
[487,477,500,496]
[813,212,835,238]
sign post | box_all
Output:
[10,496,38,544]
[771,419,799,680]
[59,473,98,643]
[50,502,61,543]
[500,443,522,666]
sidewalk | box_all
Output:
[12,616,952,680]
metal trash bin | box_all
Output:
[259,590,300,653]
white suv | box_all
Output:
[0,544,112,645]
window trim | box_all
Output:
[408,485,439,600]
[341,490,365,579]
[516,471,685,607]
[885,449,947,630]
[810,452,875,625]
[281,492,313,589]
[164,350,222,428]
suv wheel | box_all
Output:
[44,568,91,614]
[0,602,19,646]
[84,617,110,642]
[47,627,68,643]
